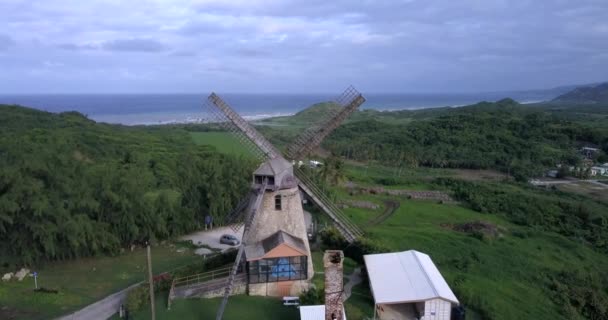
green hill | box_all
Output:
[553,82,608,104]
[292,101,342,124]
[0,105,252,265]
[323,99,607,179]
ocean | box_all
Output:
[0,91,553,125]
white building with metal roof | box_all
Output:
[364,250,459,320]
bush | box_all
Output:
[319,227,349,249]
[125,285,150,312]
[153,273,173,292]
[320,227,390,263]
[172,248,238,278]
[300,287,325,305]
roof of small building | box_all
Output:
[364,250,459,305]
[244,230,307,261]
[299,305,347,320]
[254,158,292,176]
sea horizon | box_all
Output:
[0,91,553,125]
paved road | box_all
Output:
[587,179,608,189]
[342,267,363,302]
[57,282,141,320]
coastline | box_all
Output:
[90,99,547,126]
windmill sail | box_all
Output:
[286,86,366,160]
[295,167,363,242]
[208,93,280,160]
[216,180,268,320]
[204,88,366,244]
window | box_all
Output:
[255,175,264,184]
[254,175,275,185]
[275,195,282,210]
[247,256,308,284]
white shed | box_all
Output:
[364,250,459,320]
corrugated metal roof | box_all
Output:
[245,230,306,261]
[364,250,459,304]
[299,305,347,320]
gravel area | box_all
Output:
[181,225,244,252]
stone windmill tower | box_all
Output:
[204,87,366,320]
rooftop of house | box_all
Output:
[245,230,307,261]
[254,157,293,176]
[364,250,459,305]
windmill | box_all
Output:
[204,87,366,320]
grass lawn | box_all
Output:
[0,244,201,320]
[117,293,299,320]
[189,132,255,158]
[359,199,608,320]
[344,283,375,320]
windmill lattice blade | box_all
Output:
[202,100,267,162]
[294,167,363,242]
[216,180,268,320]
[286,86,366,160]
[208,93,281,160]
[221,195,253,233]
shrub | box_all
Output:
[172,248,238,278]
[320,227,390,263]
[300,287,325,305]
[125,285,150,312]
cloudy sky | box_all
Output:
[0,0,607,93]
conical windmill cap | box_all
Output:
[254,158,293,176]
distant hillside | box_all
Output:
[552,82,608,104]
[324,99,608,180]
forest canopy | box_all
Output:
[0,105,254,265]
[323,99,608,180]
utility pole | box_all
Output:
[147,242,156,320]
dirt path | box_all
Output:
[367,200,400,227]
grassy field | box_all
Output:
[189,132,255,158]
[555,180,608,204]
[116,293,299,320]
[0,245,201,320]
[305,161,608,319]
[336,195,608,319]
[344,283,375,320]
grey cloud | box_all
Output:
[0,0,607,93]
[235,48,271,57]
[169,50,198,57]
[58,38,167,53]
[58,43,99,51]
[101,38,166,52]
[0,34,15,50]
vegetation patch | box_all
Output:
[442,221,504,240]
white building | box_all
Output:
[591,166,608,176]
[364,250,459,320]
